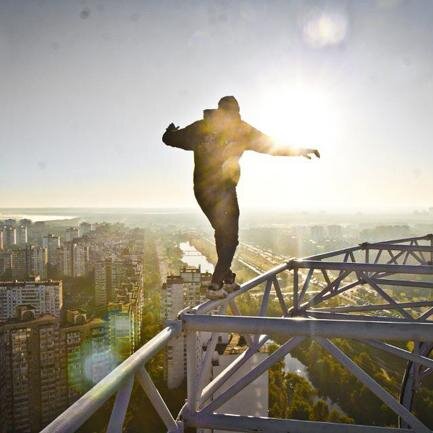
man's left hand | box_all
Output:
[166,122,179,132]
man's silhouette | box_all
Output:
[163,96,320,299]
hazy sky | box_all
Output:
[2,0,433,211]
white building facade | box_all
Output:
[162,267,211,389]
[0,280,63,322]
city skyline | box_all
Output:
[3,0,433,211]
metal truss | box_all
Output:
[42,234,433,433]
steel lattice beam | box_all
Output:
[183,314,433,341]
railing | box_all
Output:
[41,323,182,433]
[42,234,433,433]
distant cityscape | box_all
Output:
[1,211,433,432]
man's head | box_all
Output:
[218,96,240,114]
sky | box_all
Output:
[2,0,433,211]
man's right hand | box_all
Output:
[300,148,320,159]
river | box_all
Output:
[284,353,309,378]
[179,241,214,273]
[0,213,76,221]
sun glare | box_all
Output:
[239,83,341,208]
[254,84,340,150]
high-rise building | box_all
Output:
[180,266,205,305]
[108,303,134,363]
[311,225,326,243]
[94,259,111,313]
[0,312,67,433]
[0,230,3,250]
[328,225,343,240]
[209,337,269,433]
[8,247,48,280]
[79,222,92,236]
[19,219,32,228]
[11,249,27,280]
[72,243,89,277]
[94,256,143,315]
[61,310,111,404]
[42,234,61,267]
[65,227,80,242]
[0,307,113,433]
[162,275,184,389]
[61,244,73,276]
[55,246,66,277]
[16,225,28,246]
[29,221,45,246]
[111,259,126,293]
[0,280,62,322]
[3,226,16,249]
[108,284,143,364]
[193,334,269,433]
[162,266,211,389]
[27,246,48,279]
[61,242,89,277]
[0,251,12,278]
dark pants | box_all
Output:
[194,186,239,285]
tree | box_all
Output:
[288,398,312,420]
[311,399,329,421]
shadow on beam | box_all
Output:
[187,413,413,433]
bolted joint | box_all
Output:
[164,319,183,336]
[357,270,368,284]
[177,306,196,320]
[286,258,298,270]
[168,420,184,433]
[359,242,370,249]
[178,404,196,429]
[289,307,307,318]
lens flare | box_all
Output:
[302,12,348,48]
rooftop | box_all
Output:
[0,279,61,286]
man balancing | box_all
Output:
[162,96,320,300]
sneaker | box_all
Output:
[206,283,228,300]
[223,272,240,293]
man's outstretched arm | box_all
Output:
[243,122,320,159]
[162,121,200,151]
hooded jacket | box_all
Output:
[162,109,285,192]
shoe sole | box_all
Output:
[223,283,241,293]
[206,289,228,300]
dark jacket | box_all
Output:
[162,109,289,192]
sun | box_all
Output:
[252,83,340,151]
